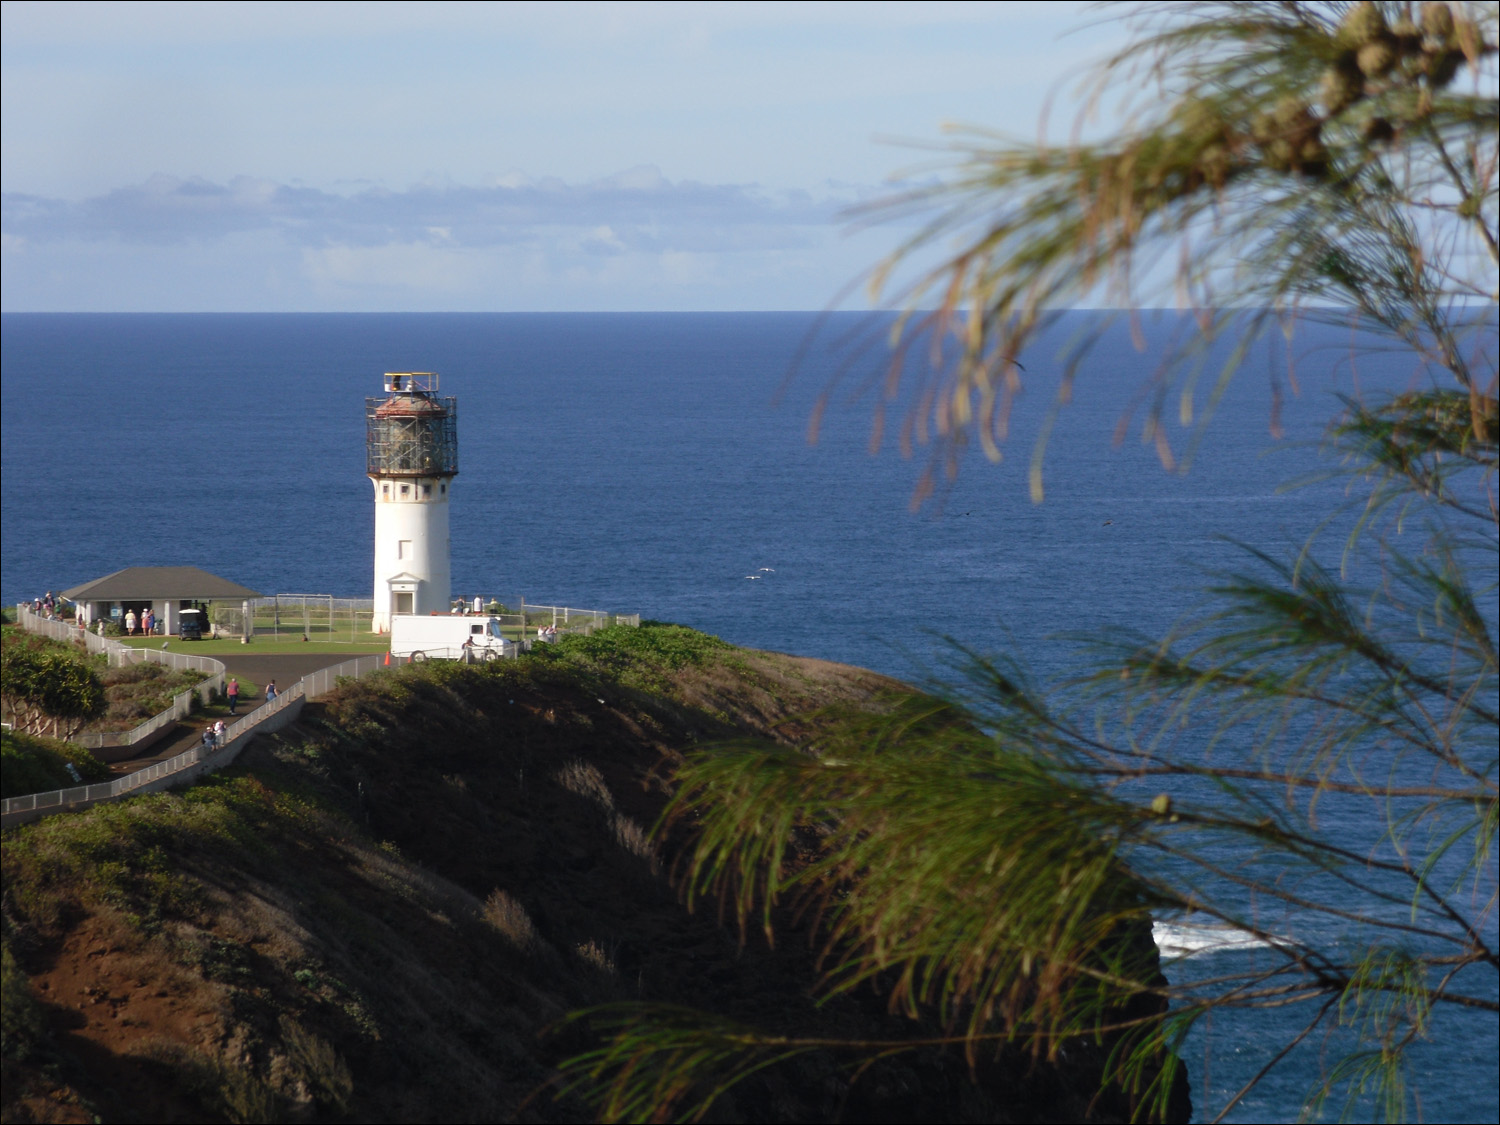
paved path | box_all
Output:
[105,652,366,775]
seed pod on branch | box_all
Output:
[1320,58,1366,113]
[1421,0,1456,41]
[1358,37,1400,76]
[1339,1,1390,48]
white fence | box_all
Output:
[240,595,376,643]
[13,607,225,750]
[1,645,412,826]
[4,598,639,826]
[300,652,410,699]
[0,684,307,824]
[484,600,640,637]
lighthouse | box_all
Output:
[367,372,458,632]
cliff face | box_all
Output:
[2,626,1188,1123]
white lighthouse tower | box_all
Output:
[367,372,458,633]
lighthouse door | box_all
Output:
[390,576,420,621]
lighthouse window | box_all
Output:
[382,483,389,498]
[440,483,446,495]
[422,484,432,498]
[398,540,412,559]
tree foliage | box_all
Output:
[0,644,106,741]
[851,0,1496,503]
[560,3,1497,1121]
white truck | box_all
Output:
[389,615,516,662]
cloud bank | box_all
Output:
[4,167,844,251]
[1,168,895,311]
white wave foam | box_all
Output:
[1153,919,1276,958]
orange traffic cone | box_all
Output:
[384,652,390,666]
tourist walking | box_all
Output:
[213,720,227,749]
[226,677,240,714]
[265,680,277,702]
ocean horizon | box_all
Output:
[3,309,1496,1122]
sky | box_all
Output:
[0,1,1122,312]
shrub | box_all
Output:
[0,730,110,798]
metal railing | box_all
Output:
[237,595,377,643]
[1,646,408,822]
[396,645,517,663]
[475,601,640,637]
[301,652,411,699]
[0,688,302,819]
[14,607,225,748]
[4,598,638,823]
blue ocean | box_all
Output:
[2,311,1495,1122]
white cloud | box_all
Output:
[0,168,919,311]
[300,242,483,293]
[2,168,850,253]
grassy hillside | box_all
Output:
[2,624,1185,1123]
[0,731,111,800]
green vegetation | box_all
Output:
[95,661,207,731]
[4,627,208,735]
[1,776,397,1121]
[537,622,738,691]
[1,730,111,799]
[561,3,1499,1122]
[853,0,1497,505]
[3,777,310,931]
[0,943,46,1065]
[0,629,105,740]
[7,630,1066,1124]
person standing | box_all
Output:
[143,607,155,636]
[124,609,137,636]
[226,677,240,714]
[265,680,277,702]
